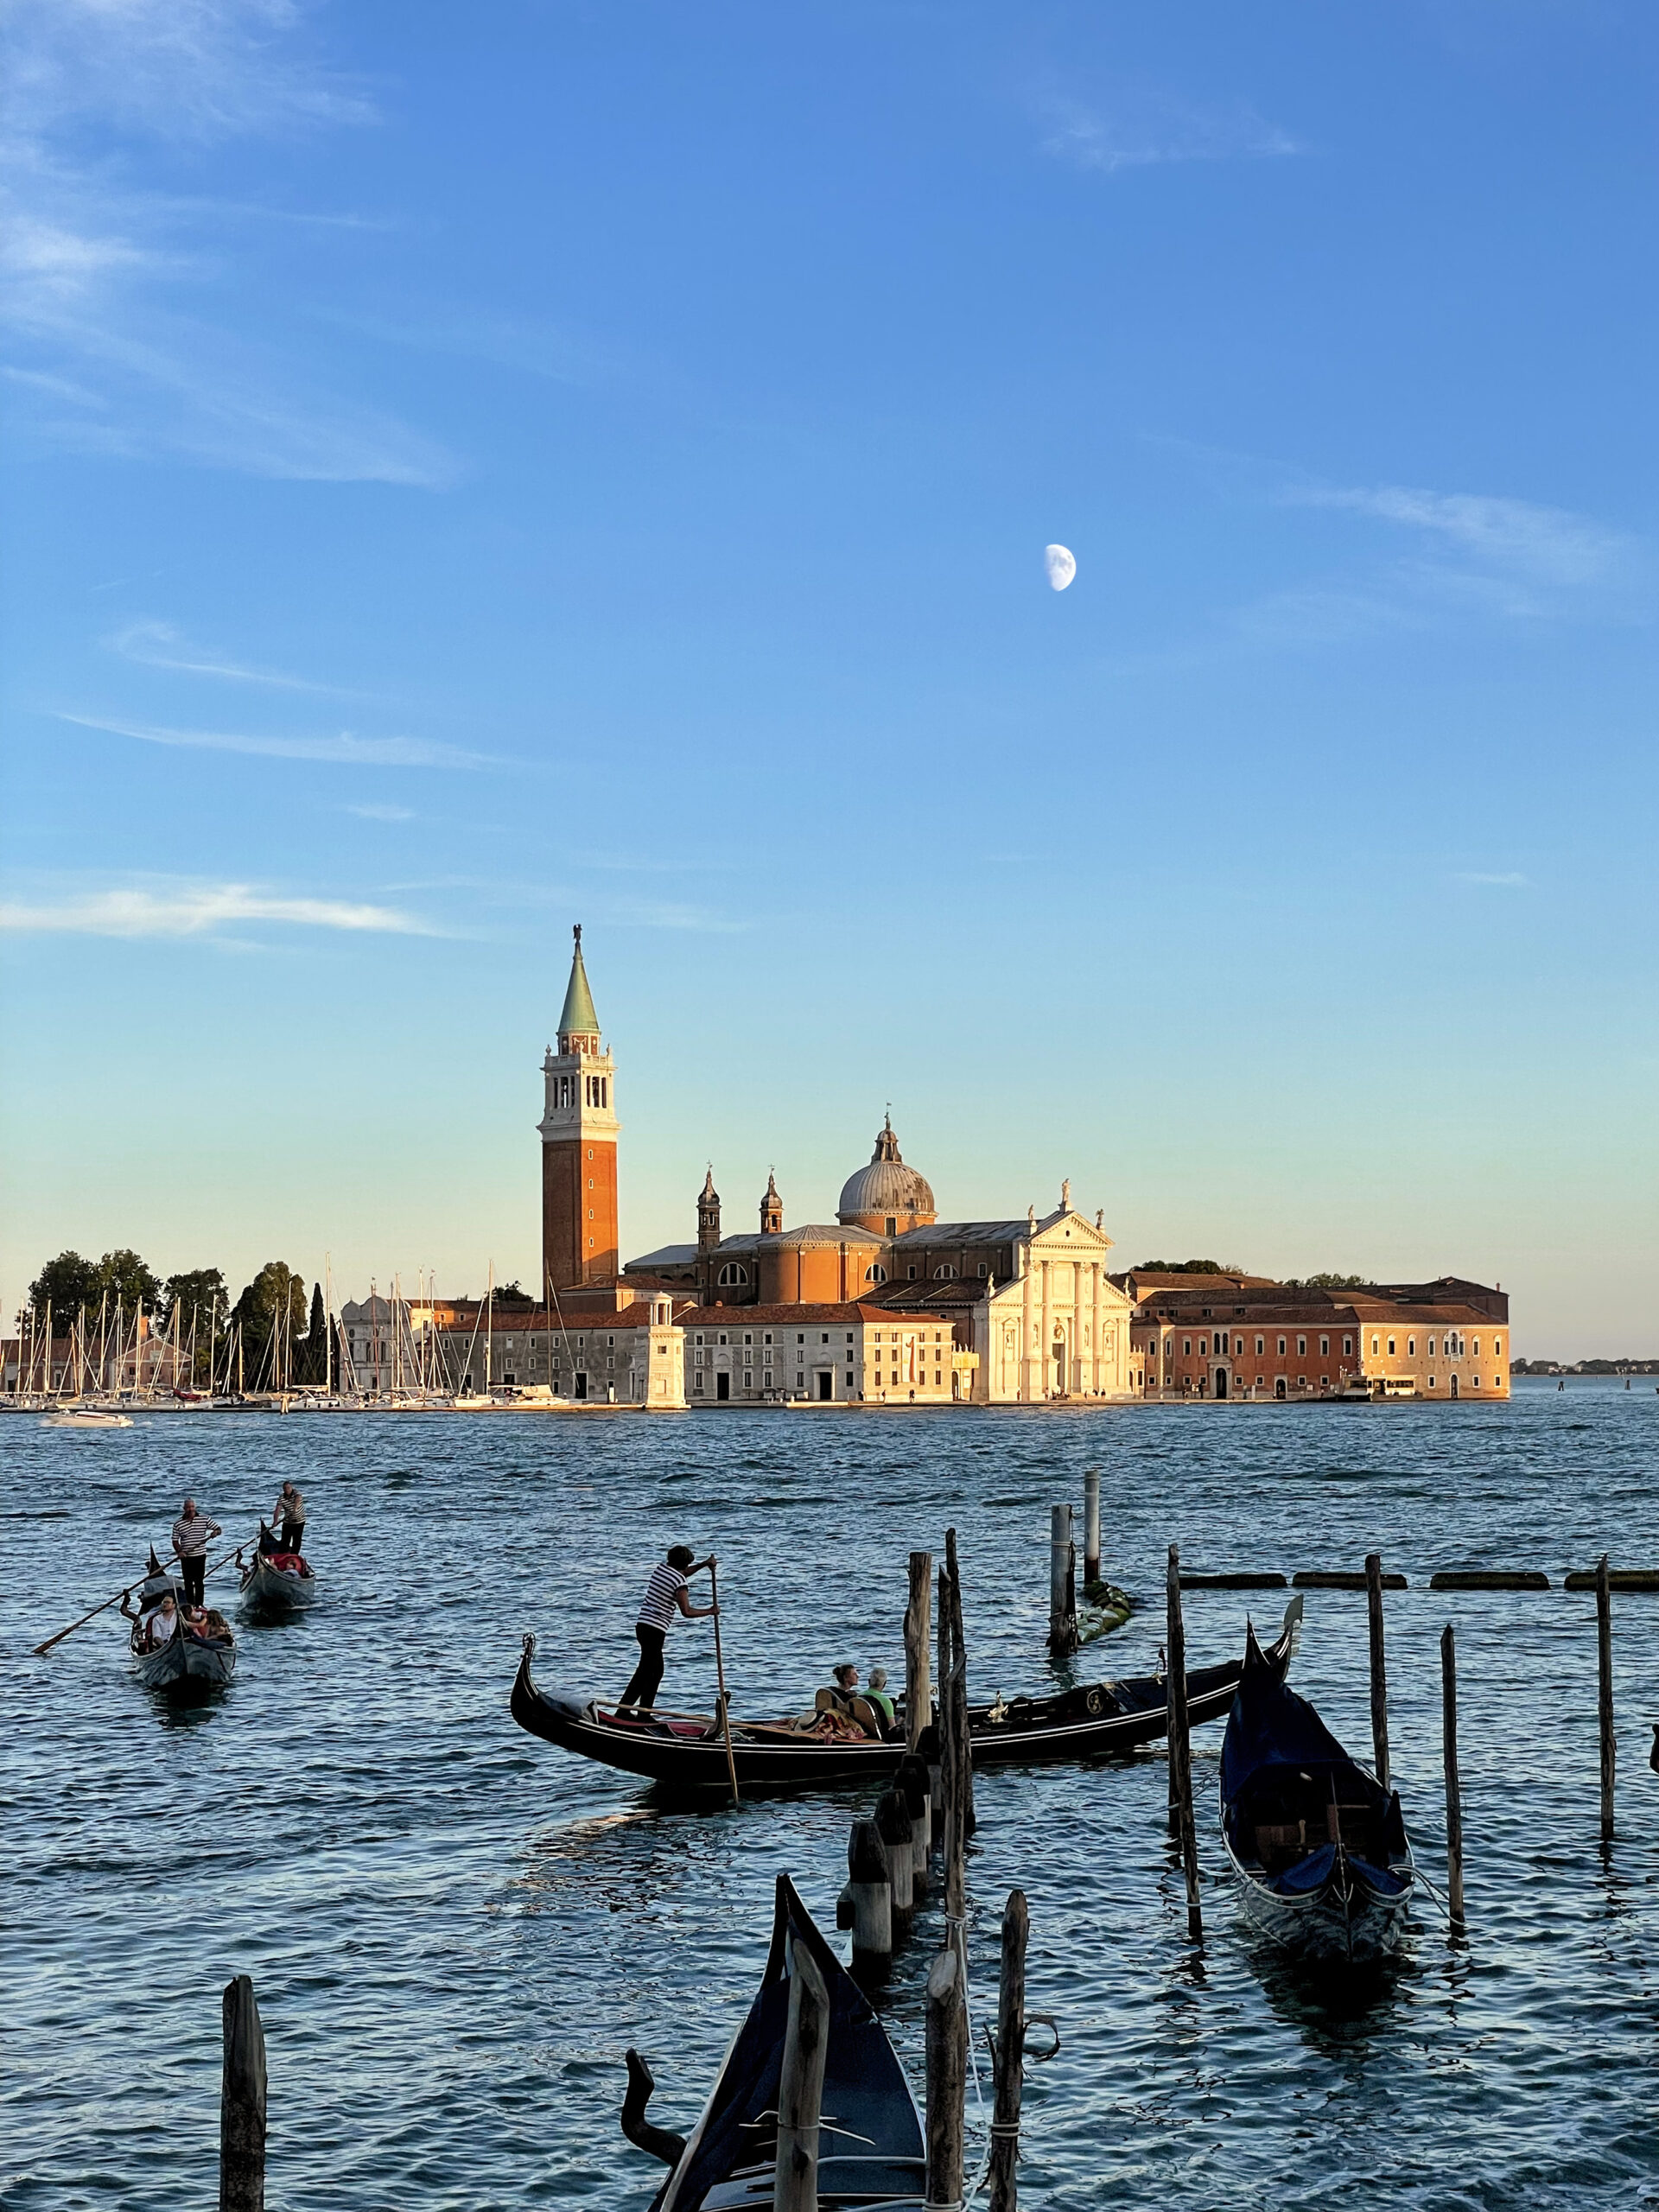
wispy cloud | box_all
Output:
[0,3,454,483]
[0,880,434,938]
[1453,870,1529,888]
[105,619,346,693]
[1038,86,1300,175]
[1287,484,1629,591]
[60,710,498,769]
[346,802,414,822]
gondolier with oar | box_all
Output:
[171,1497,221,1611]
[270,1480,307,1555]
[616,1545,718,1718]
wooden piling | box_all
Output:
[219,1974,267,2212]
[906,1550,934,1752]
[1048,1503,1078,1658]
[774,1941,830,2212]
[944,1528,976,1841]
[1165,1544,1202,1942]
[876,1787,915,1917]
[925,1943,967,2212]
[1364,1551,1391,1793]
[917,1719,944,1831]
[845,1817,893,1972]
[1082,1466,1101,1589]
[1440,1624,1465,1931]
[897,1751,931,1896]
[1597,1551,1616,1844]
[988,1889,1028,2212]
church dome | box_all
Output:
[836,1116,936,1228]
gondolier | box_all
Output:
[617,1544,718,1717]
[271,1481,307,1554]
[171,1498,220,1610]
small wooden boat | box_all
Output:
[1219,1625,1414,1966]
[624,1873,925,2209]
[511,1599,1303,1794]
[238,1528,318,1613]
[128,1552,236,1697]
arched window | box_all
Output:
[716,1262,749,1287]
[864,1263,887,1284]
[933,1263,957,1280]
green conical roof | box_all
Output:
[559,925,600,1036]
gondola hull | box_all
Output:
[238,1550,318,1614]
[512,1603,1301,1793]
[1224,1827,1414,1964]
[644,1875,925,2210]
[132,1625,237,1696]
[1218,1625,1415,1968]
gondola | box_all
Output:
[238,1526,318,1614]
[1218,1624,1414,1966]
[623,1873,925,2209]
[128,1549,238,1697]
[511,1597,1302,1793]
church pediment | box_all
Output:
[1028,1207,1115,1255]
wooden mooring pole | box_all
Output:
[925,1942,967,2212]
[944,1528,976,1843]
[988,1889,1029,2212]
[219,1974,267,2212]
[906,1549,933,1753]
[842,1816,893,1974]
[1082,1466,1101,1590]
[876,1787,915,1921]
[1165,1544,1202,1941]
[897,1750,931,1897]
[1365,1551,1391,1792]
[1440,1623,1465,1931]
[1597,1552,1616,1844]
[774,1941,829,2212]
[1048,1503,1077,1658]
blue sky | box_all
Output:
[2,2,1655,1355]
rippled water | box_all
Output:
[7,1380,1659,2211]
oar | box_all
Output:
[709,1560,741,1809]
[34,1536,245,1655]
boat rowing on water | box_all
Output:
[511,1597,1303,1792]
[238,1528,318,1614]
[623,1872,925,2209]
[1219,1623,1415,1966]
[127,1551,237,1697]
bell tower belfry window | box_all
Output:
[538,924,620,1289]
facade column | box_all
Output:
[1073,1260,1084,1394]
[1039,1257,1052,1401]
[1091,1263,1103,1394]
[1020,1250,1033,1402]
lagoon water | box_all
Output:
[6,1380,1659,2211]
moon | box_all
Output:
[1044,543,1077,592]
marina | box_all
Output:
[7,1380,1659,2209]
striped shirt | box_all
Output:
[637,1562,689,1632]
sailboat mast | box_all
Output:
[486,1261,493,1393]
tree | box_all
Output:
[299,1281,327,1383]
[96,1249,163,1308]
[1133,1258,1246,1276]
[1284,1272,1369,1291]
[232,1262,309,1390]
[28,1251,100,1315]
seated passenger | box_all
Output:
[200,1609,231,1641]
[143,1594,179,1648]
[823,1662,883,1739]
[864,1666,897,1734]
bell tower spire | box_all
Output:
[539,923,620,1288]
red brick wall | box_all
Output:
[543,1138,618,1288]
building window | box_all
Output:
[977,1262,988,1277]
[1388,1338,1395,1357]
[934,1263,957,1279]
[1297,1337,1306,1356]
[865,1263,887,1283]
[1255,1336,1264,1355]
[1372,1336,1380,1355]
[743,1333,753,1345]
[1319,1336,1329,1355]
[763,1370,772,1388]
[717,1262,749,1287]
[1408,1338,1415,1356]
[693,1373,704,1394]
[821,1334,830,1344]
[846,1333,853,1343]
[796,1371,804,1388]
[1344,1336,1353,1355]
[1473,1338,1481,1356]
[1494,1336,1503,1356]
[1183,1338,1192,1356]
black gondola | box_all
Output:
[1219,1624,1414,1965]
[238,1523,319,1615]
[512,1597,1303,1793]
[625,1873,925,2209]
[127,1548,237,1698]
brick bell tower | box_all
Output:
[539,925,620,1289]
